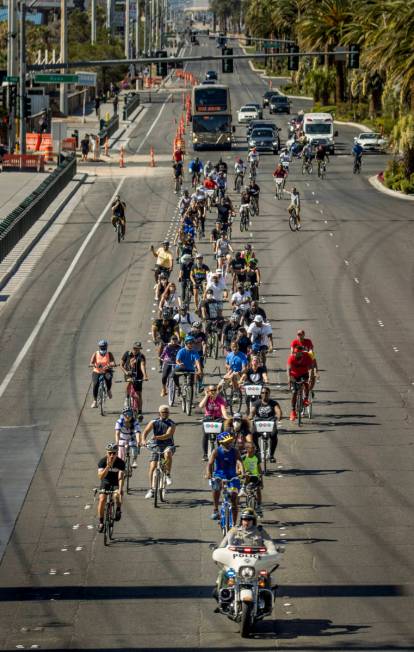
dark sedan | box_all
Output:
[248,128,280,154]
[269,95,291,114]
[262,89,281,107]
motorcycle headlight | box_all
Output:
[240,566,255,579]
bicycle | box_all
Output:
[181,277,193,306]
[253,419,275,475]
[223,381,243,416]
[124,443,139,494]
[317,160,327,179]
[302,159,313,175]
[125,377,140,419]
[239,204,250,232]
[242,384,262,413]
[150,447,169,507]
[203,418,223,457]
[250,195,259,216]
[191,171,201,187]
[163,363,176,407]
[94,487,117,546]
[217,476,239,536]
[174,174,183,193]
[288,207,299,232]
[291,378,308,426]
[206,325,220,360]
[115,216,125,243]
[178,370,195,416]
[353,156,362,174]
[97,373,108,416]
[244,475,261,512]
[234,172,244,193]
[274,178,284,200]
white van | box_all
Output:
[303,112,337,154]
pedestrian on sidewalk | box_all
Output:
[80,134,90,161]
[95,96,101,117]
[113,95,119,116]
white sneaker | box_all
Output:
[91,401,97,408]
[145,489,154,499]
[166,475,172,486]
[132,461,137,468]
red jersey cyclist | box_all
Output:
[286,346,315,421]
[290,328,319,395]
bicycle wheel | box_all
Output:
[117,222,122,243]
[307,398,313,420]
[297,390,303,427]
[98,383,105,416]
[103,501,110,546]
[301,163,306,175]
[213,332,219,360]
[185,382,193,416]
[246,492,257,511]
[208,435,216,457]
[321,164,326,179]
[167,375,176,407]
[260,437,267,475]
[126,454,131,494]
[159,471,167,502]
[289,212,297,232]
[181,384,187,414]
[153,467,160,508]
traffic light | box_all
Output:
[288,44,299,71]
[23,96,32,118]
[348,44,360,69]
[222,47,233,74]
[156,50,168,77]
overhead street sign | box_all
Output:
[76,71,97,87]
[5,76,19,83]
[34,74,79,84]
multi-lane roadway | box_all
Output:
[0,35,413,651]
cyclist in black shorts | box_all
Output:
[152,309,179,371]
[97,443,125,532]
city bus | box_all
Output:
[191,84,233,150]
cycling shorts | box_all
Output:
[211,475,240,492]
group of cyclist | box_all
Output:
[97,123,322,532]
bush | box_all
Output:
[383,159,414,193]
[399,179,414,194]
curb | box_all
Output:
[368,174,414,202]
[0,173,87,292]
[335,120,371,132]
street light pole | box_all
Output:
[7,0,18,151]
[125,0,130,58]
[135,0,139,57]
[19,0,26,154]
[91,0,96,44]
[59,0,68,115]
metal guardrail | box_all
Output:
[98,114,119,146]
[123,92,141,120]
[0,154,77,263]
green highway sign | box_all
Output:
[34,74,79,84]
[5,76,19,83]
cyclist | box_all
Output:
[352,141,363,171]
[172,159,184,192]
[189,156,203,186]
[172,144,184,164]
[207,431,244,521]
[215,171,227,199]
[231,282,252,312]
[243,299,267,327]
[151,239,173,281]
[115,408,141,467]
[111,195,126,236]
[234,157,246,190]
[90,339,116,408]
[279,147,291,172]
[222,314,240,355]
[206,269,228,302]
[174,335,203,391]
[249,386,282,463]
[224,412,252,454]
[159,281,180,315]
[174,304,196,341]
[223,340,248,391]
[190,253,210,311]
[120,341,148,420]
[248,146,259,170]
[247,314,273,357]
[241,444,263,516]
[240,242,256,266]
[284,186,301,228]
[204,160,214,177]
[302,141,314,166]
[287,346,315,421]
[188,320,207,370]
[215,157,228,174]
[200,288,224,333]
[154,271,169,302]
[290,329,319,395]
[215,232,233,271]
[241,354,269,386]
[245,258,261,301]
[315,142,329,176]
[179,189,191,216]
[97,443,125,532]
[178,253,194,303]
[141,405,176,498]
[249,179,260,214]
[239,186,251,226]
[152,309,179,371]
[272,162,288,196]
[199,384,229,461]
[230,251,247,292]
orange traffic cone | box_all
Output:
[104,136,110,157]
[119,145,126,168]
[150,146,156,167]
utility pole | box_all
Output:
[135,0,140,57]
[125,0,130,58]
[143,0,147,54]
[19,0,26,154]
[7,0,18,151]
[91,0,96,44]
[60,0,68,115]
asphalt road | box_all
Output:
[0,35,414,651]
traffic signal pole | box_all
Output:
[19,0,26,154]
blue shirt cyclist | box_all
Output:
[207,431,244,521]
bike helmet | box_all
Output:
[98,339,108,349]
[196,253,203,259]
[180,253,192,264]
[185,335,195,343]
[217,431,234,445]
[159,271,168,279]
[240,507,257,524]
[106,442,118,452]
[163,239,170,246]
[233,412,242,421]
[123,408,134,418]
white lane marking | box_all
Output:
[364,297,370,304]
[324,220,328,224]
[344,260,349,265]
[329,232,333,237]
[378,320,384,327]
[0,178,126,400]
[136,97,171,153]
[315,200,319,204]
[354,278,359,284]
[393,346,399,352]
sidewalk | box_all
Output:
[0,171,51,219]
[54,99,120,143]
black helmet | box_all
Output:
[240,507,257,525]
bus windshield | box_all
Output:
[192,115,231,133]
[305,123,332,134]
[194,87,228,112]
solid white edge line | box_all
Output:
[136,97,171,153]
[0,178,126,399]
